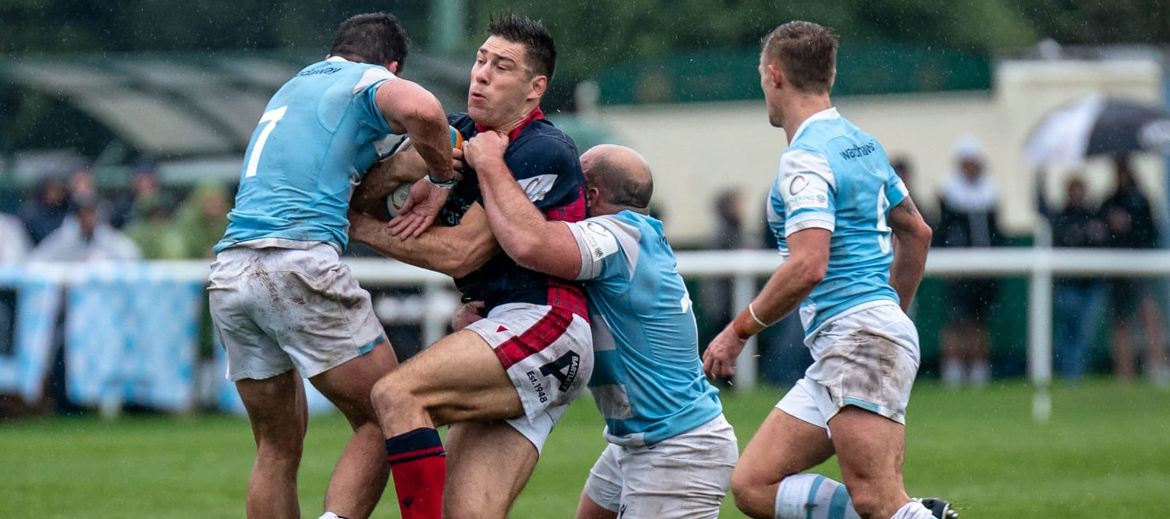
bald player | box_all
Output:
[462,140,738,519]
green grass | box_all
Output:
[2,379,1169,518]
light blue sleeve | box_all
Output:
[885,166,909,209]
[352,67,398,135]
[566,218,636,281]
[777,149,837,236]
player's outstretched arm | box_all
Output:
[887,196,932,313]
[374,80,454,183]
[703,228,830,378]
[462,131,582,280]
[374,79,456,238]
[349,203,500,278]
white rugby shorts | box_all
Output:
[583,415,738,519]
[464,302,593,452]
[779,302,920,428]
[208,243,386,381]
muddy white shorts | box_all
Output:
[583,415,738,519]
[464,302,593,452]
[778,303,920,428]
[208,243,385,381]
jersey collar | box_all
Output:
[789,107,840,143]
[476,106,545,140]
[325,55,350,63]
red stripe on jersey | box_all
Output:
[495,307,573,370]
[546,186,587,223]
[542,185,589,319]
[476,107,545,140]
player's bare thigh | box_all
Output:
[826,407,910,518]
[731,408,835,515]
[309,339,398,426]
[373,329,523,429]
[443,421,539,519]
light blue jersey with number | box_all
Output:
[566,211,723,446]
[215,57,398,253]
[766,108,908,337]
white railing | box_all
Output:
[31,246,1170,422]
[678,247,1170,423]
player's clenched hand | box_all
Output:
[462,131,509,172]
[451,300,485,331]
[703,327,748,378]
[388,180,450,239]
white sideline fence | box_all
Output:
[20,246,1170,422]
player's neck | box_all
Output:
[493,103,541,135]
[781,95,833,144]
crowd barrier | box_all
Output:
[2,247,1169,421]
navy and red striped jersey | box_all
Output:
[439,108,588,318]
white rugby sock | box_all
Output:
[941,359,964,388]
[889,500,934,519]
[970,361,991,387]
[774,473,861,519]
[318,513,349,519]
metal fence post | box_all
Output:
[1028,224,1054,423]
[731,272,757,390]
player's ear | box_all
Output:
[527,74,548,102]
[768,63,784,89]
[387,61,401,74]
[586,186,601,209]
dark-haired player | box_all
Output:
[348,14,592,519]
[702,21,955,519]
[208,12,455,519]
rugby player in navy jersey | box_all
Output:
[347,14,592,519]
[207,13,455,519]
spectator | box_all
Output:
[124,198,185,260]
[111,157,164,229]
[702,189,745,334]
[934,135,1002,388]
[171,182,230,259]
[1037,172,1108,381]
[18,176,70,245]
[28,195,141,262]
[1100,155,1167,384]
[890,155,934,227]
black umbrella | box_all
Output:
[1025,93,1170,168]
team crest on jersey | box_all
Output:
[577,221,619,261]
[789,174,809,195]
[519,174,558,202]
[784,174,829,211]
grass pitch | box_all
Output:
[2,379,1169,518]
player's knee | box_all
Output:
[370,373,414,413]
[256,434,304,465]
[729,469,771,517]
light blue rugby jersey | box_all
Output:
[766,108,909,337]
[215,57,398,253]
[566,211,723,446]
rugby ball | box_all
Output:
[383,125,464,218]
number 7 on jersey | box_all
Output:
[244,105,288,178]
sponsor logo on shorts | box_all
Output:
[526,370,549,403]
[540,350,581,393]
